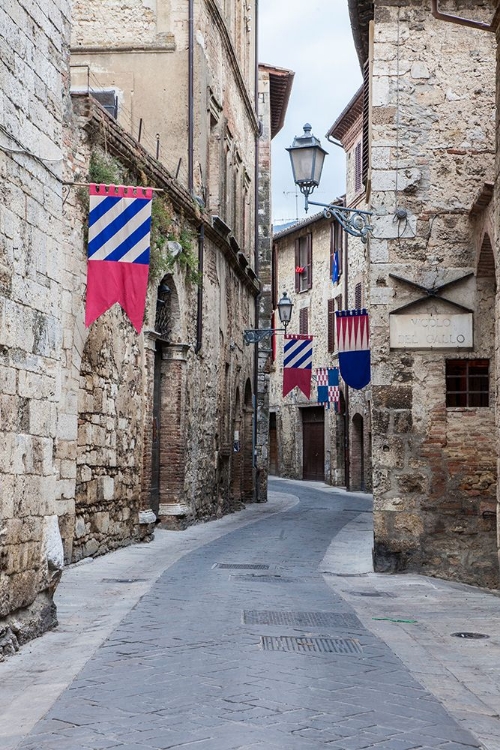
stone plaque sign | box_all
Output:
[390,313,473,349]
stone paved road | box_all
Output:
[17,480,481,750]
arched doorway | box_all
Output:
[351,413,364,491]
[231,389,242,503]
[242,379,254,502]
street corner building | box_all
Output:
[1,0,272,654]
[348,0,500,587]
[269,84,372,493]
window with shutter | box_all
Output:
[354,142,363,194]
[295,234,312,292]
[362,60,370,186]
[355,283,362,310]
[299,307,309,335]
[91,90,118,119]
[328,299,335,352]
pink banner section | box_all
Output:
[85,260,150,333]
[283,368,312,399]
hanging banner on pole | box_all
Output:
[283,334,313,398]
[332,250,340,283]
[336,309,371,390]
[316,367,340,409]
[85,183,153,333]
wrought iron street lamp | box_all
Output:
[243,291,293,345]
[287,124,372,241]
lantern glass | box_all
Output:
[277,292,293,329]
[287,124,328,193]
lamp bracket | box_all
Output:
[307,199,373,241]
[243,328,286,346]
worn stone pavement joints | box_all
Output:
[10,482,486,749]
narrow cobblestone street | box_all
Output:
[2,480,499,750]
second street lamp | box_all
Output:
[243,291,294,345]
[287,124,372,241]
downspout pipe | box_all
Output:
[430,0,494,32]
[344,228,350,492]
[188,0,194,193]
[195,223,204,354]
[253,0,261,501]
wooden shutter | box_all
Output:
[294,239,300,293]
[362,60,370,186]
[299,307,309,335]
[271,244,278,308]
[306,233,312,289]
[355,283,362,310]
[355,142,362,193]
[328,299,335,352]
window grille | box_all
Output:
[446,359,489,407]
[299,307,309,335]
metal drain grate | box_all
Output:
[102,578,147,583]
[349,591,395,598]
[232,575,295,583]
[244,611,362,628]
[215,563,270,570]
[261,635,362,654]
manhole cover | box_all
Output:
[349,591,395,598]
[244,611,362,628]
[232,575,295,583]
[261,635,362,654]
[451,632,490,639]
[102,578,147,583]
[214,563,269,570]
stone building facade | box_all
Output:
[1,0,71,654]
[348,0,499,587]
[254,64,294,501]
[270,213,347,485]
[327,89,373,492]
[1,0,265,654]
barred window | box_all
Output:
[327,299,335,352]
[299,308,309,335]
[354,282,362,310]
[446,360,489,407]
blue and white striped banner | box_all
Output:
[88,184,153,264]
[284,334,313,370]
[283,334,313,398]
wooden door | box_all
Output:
[302,409,325,481]
[150,346,162,516]
[269,412,278,475]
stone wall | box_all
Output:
[0,0,71,655]
[66,95,258,540]
[368,2,498,587]
[71,0,258,250]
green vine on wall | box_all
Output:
[78,149,201,286]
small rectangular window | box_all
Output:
[355,282,362,310]
[446,359,489,407]
[295,234,312,292]
[327,299,335,352]
[354,142,363,194]
[299,308,309,335]
[91,90,118,119]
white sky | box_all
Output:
[258,0,362,227]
